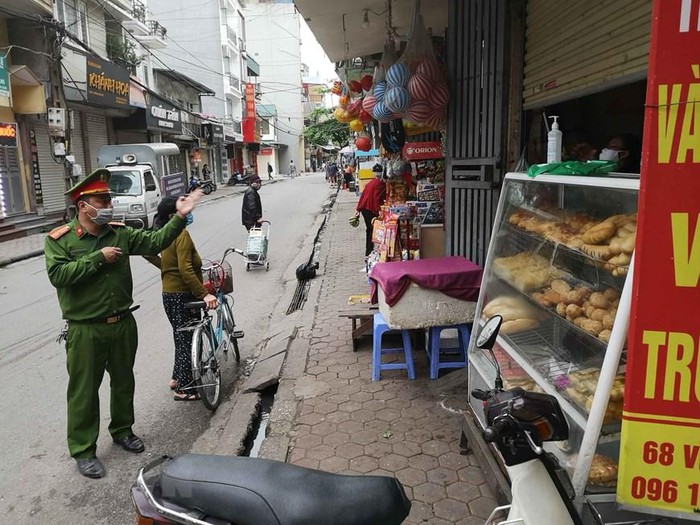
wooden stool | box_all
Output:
[372,312,416,381]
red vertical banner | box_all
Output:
[618,0,700,519]
[243,83,256,143]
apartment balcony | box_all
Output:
[122,0,148,36]
[136,20,167,49]
[103,0,135,22]
[0,0,51,16]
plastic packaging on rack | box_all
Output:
[527,160,618,178]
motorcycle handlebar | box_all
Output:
[483,417,514,443]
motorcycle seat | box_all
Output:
[159,454,411,525]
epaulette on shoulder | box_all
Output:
[48,225,71,240]
[108,221,126,227]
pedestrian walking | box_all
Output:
[288,159,297,178]
[267,162,274,180]
[242,174,264,230]
[145,197,218,402]
[44,169,202,479]
[354,163,386,258]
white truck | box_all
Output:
[97,143,185,229]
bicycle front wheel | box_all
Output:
[192,324,221,411]
[221,296,240,363]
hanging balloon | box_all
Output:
[426,111,445,130]
[362,94,377,114]
[386,62,410,87]
[349,119,364,132]
[333,107,345,121]
[360,74,373,92]
[372,80,388,101]
[406,101,432,124]
[407,74,432,102]
[331,80,343,95]
[416,60,441,82]
[358,110,373,124]
[372,100,393,122]
[433,84,449,109]
[355,136,372,151]
[384,86,410,114]
[347,99,363,117]
[349,80,363,93]
[339,94,350,107]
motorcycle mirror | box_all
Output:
[476,315,503,349]
[476,315,504,391]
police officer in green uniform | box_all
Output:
[45,169,202,479]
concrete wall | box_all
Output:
[245,1,304,169]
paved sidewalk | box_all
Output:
[263,187,495,524]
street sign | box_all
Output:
[617,0,700,520]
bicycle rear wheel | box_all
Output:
[221,296,240,363]
[191,324,221,410]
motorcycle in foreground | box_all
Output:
[472,315,579,525]
[131,454,411,525]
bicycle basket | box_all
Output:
[203,260,233,294]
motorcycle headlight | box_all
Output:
[129,204,144,213]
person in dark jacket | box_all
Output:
[241,175,263,230]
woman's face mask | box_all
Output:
[599,148,620,162]
[185,213,194,226]
[82,201,114,225]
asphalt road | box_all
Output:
[0,174,333,524]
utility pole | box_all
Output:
[45,18,77,220]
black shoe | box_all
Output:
[113,434,145,453]
[76,457,106,479]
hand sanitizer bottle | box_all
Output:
[547,116,562,163]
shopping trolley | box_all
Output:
[244,220,270,271]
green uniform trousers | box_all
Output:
[66,314,138,459]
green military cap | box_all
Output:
[65,168,112,202]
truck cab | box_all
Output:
[97,143,184,228]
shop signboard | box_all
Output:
[201,123,224,145]
[0,56,10,98]
[259,147,273,156]
[402,141,443,160]
[86,55,130,108]
[617,0,700,520]
[0,122,17,147]
[160,172,186,197]
[243,83,256,143]
[145,92,182,134]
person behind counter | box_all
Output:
[599,133,641,173]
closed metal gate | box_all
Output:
[445,0,509,266]
[0,146,24,216]
[84,113,110,172]
[69,111,87,174]
[31,120,67,214]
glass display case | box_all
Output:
[467,172,640,497]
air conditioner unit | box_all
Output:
[222,45,231,58]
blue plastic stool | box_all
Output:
[372,312,416,381]
[426,324,470,380]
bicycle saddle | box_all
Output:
[159,454,411,525]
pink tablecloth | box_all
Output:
[369,256,483,307]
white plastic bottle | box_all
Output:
[547,116,562,163]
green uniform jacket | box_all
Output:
[45,216,186,321]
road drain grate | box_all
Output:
[242,384,278,457]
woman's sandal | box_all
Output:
[173,392,200,401]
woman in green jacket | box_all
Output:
[148,197,217,400]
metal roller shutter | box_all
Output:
[84,113,110,171]
[31,120,67,214]
[522,0,652,109]
[69,111,87,173]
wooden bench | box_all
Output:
[338,306,378,351]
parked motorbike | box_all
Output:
[226,171,251,186]
[473,315,579,525]
[189,175,216,195]
[131,454,411,525]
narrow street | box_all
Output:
[0,175,331,524]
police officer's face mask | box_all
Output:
[82,201,114,225]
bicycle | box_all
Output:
[178,248,245,410]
